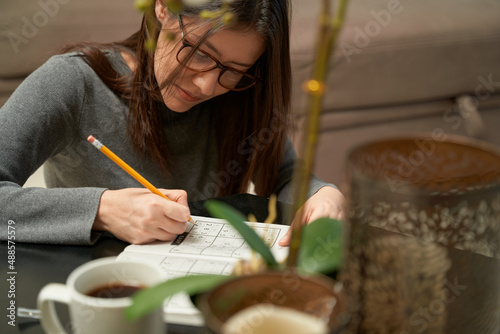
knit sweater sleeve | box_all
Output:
[0,55,105,245]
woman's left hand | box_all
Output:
[278,186,345,246]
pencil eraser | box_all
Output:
[87,135,95,143]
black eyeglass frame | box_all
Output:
[176,15,261,92]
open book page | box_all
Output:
[116,215,290,326]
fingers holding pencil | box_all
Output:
[94,188,190,244]
[158,188,191,224]
[159,188,189,207]
[87,135,196,225]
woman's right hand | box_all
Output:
[93,188,191,244]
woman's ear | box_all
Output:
[155,0,168,24]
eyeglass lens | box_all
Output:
[177,44,257,91]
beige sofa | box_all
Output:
[290,0,500,187]
[2,0,500,189]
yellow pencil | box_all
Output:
[87,135,195,224]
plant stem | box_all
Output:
[287,0,349,268]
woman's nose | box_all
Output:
[192,70,221,96]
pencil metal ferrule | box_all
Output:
[90,139,103,150]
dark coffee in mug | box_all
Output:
[86,283,144,299]
[38,258,164,334]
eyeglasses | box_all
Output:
[176,16,260,91]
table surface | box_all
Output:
[1,194,289,334]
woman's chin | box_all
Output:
[168,105,191,113]
[163,98,193,113]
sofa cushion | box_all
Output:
[306,97,500,186]
[290,0,500,186]
[0,0,141,77]
[290,0,500,114]
[0,0,141,106]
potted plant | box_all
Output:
[126,199,346,333]
[125,0,350,332]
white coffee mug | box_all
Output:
[37,257,165,334]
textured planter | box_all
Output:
[342,133,500,333]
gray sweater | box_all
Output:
[0,51,332,245]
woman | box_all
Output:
[0,0,344,245]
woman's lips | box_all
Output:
[176,86,201,103]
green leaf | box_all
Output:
[298,218,343,275]
[205,200,279,268]
[125,274,232,321]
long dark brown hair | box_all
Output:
[61,0,291,198]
